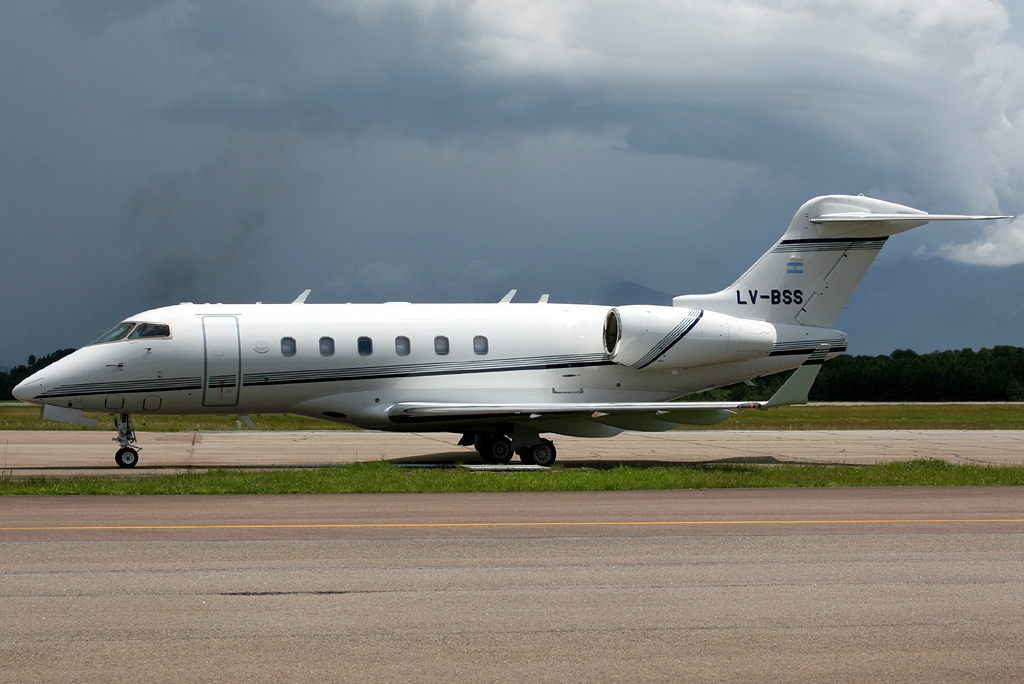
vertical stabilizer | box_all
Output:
[673,195,1008,327]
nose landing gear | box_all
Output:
[115,446,139,468]
[112,413,140,468]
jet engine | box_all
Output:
[604,305,775,370]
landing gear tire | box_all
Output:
[115,447,139,468]
[518,448,536,465]
[528,440,557,467]
[477,435,513,464]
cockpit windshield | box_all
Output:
[128,323,171,339]
[90,322,136,345]
[90,322,172,345]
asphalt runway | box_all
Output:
[2,487,1024,682]
[3,428,1024,477]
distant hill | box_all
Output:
[600,280,673,306]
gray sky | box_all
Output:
[3,0,1024,365]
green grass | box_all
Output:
[3,460,1024,495]
[2,403,1023,432]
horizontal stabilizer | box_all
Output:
[811,213,1011,224]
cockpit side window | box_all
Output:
[128,323,171,339]
[90,322,136,345]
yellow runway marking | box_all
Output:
[3,518,1024,532]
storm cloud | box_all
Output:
[3,0,1024,364]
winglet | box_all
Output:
[292,289,311,304]
[762,343,830,409]
[499,289,517,303]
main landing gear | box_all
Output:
[113,413,140,468]
[520,440,557,467]
[471,434,557,466]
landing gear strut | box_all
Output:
[113,413,139,468]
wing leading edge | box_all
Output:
[388,344,831,429]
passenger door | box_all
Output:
[202,316,241,407]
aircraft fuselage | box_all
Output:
[17,301,843,432]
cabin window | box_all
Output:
[395,336,411,356]
[319,336,335,356]
[434,336,449,355]
[473,335,488,355]
[129,323,171,339]
[90,322,135,345]
[281,337,296,357]
[357,336,373,356]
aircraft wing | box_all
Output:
[389,399,760,425]
[389,344,830,428]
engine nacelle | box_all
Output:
[604,305,775,369]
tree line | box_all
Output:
[3,346,1024,402]
[694,346,1024,402]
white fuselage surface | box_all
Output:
[22,302,840,435]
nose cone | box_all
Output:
[12,373,43,403]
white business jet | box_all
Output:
[14,195,1010,467]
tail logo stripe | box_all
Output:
[772,237,888,254]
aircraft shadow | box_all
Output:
[384,453,803,469]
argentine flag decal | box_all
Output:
[786,260,803,274]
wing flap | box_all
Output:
[387,400,758,425]
[593,409,737,429]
